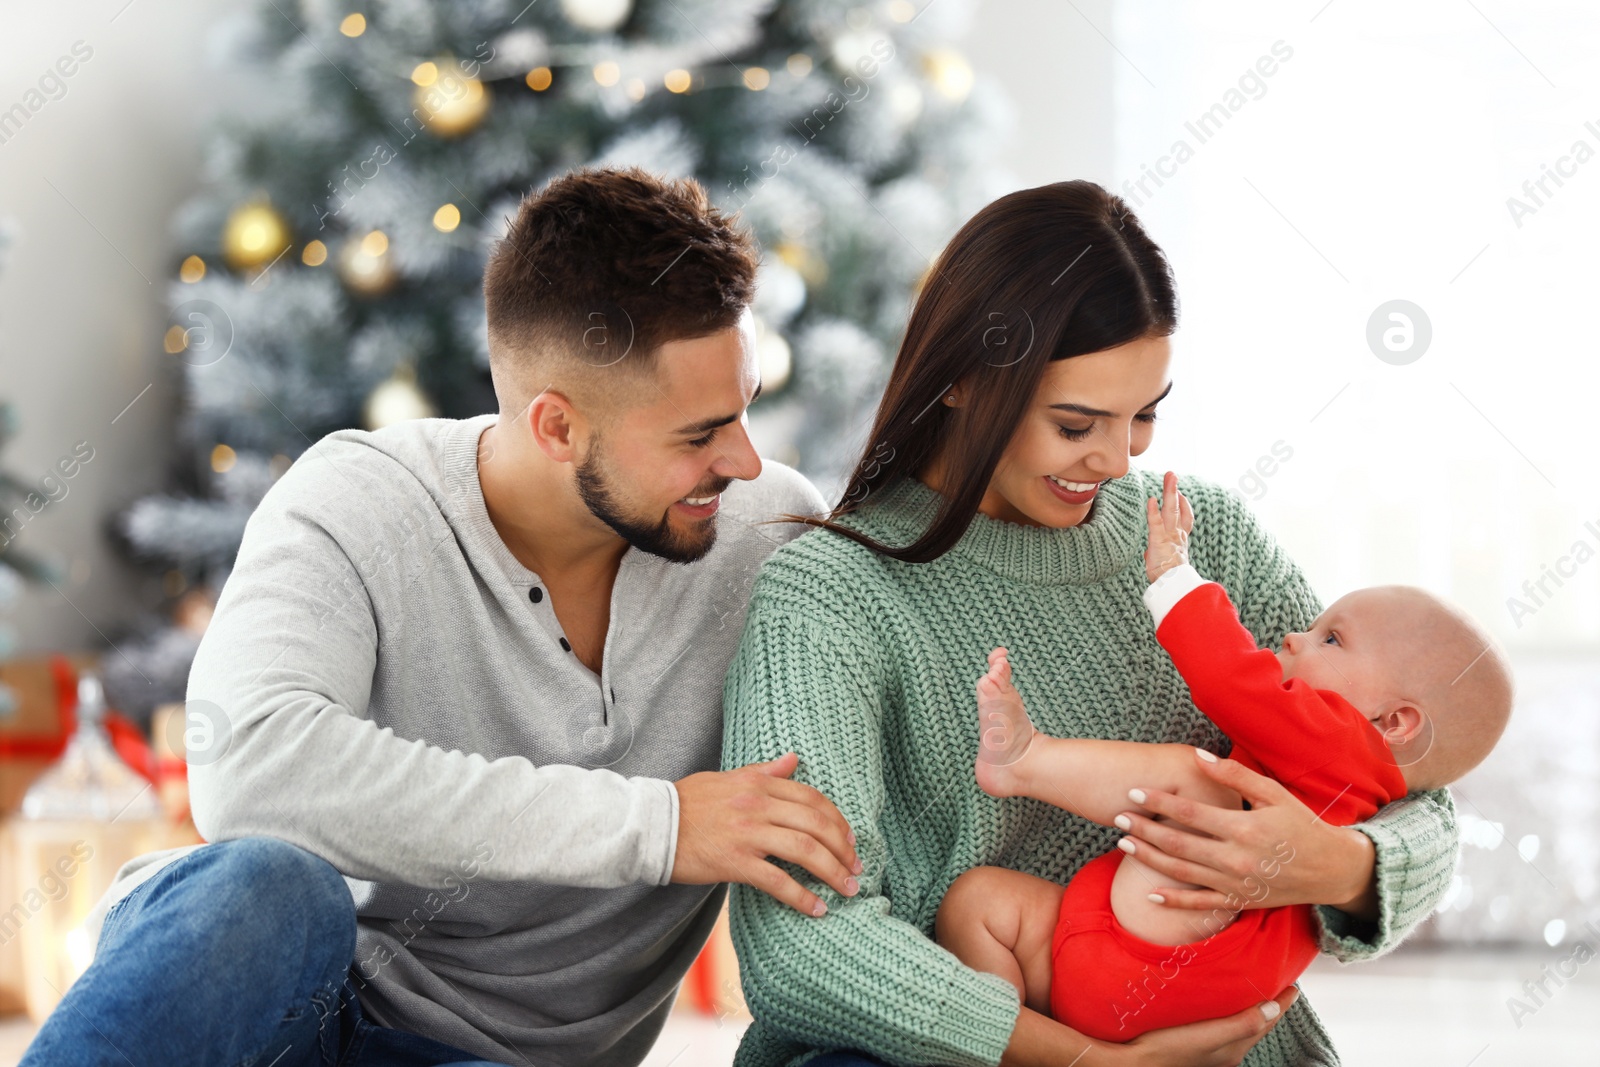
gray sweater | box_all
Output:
[90,414,827,1066]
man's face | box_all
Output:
[574,310,764,564]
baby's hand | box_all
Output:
[1144,470,1194,583]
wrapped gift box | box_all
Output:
[0,657,86,816]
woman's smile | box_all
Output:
[1044,473,1102,505]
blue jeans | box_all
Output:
[21,836,503,1067]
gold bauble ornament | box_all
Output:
[221,202,291,270]
[338,230,398,296]
[414,60,491,138]
[364,364,436,429]
[775,240,827,288]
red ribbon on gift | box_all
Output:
[0,655,157,786]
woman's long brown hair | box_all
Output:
[778,179,1179,563]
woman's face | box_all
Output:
[974,334,1173,528]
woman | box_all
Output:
[719,181,1458,1067]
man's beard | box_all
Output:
[574,440,728,564]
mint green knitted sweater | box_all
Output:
[720,468,1459,1067]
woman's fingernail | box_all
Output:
[1260,1002,1281,1021]
[1127,788,1146,804]
[1196,747,1218,763]
[845,877,859,895]
[1114,814,1132,830]
[812,899,827,917]
[848,830,857,845]
[852,858,863,874]
[1117,838,1136,855]
[1148,893,1165,904]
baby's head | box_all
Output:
[1276,586,1513,792]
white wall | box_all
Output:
[966,0,1118,192]
[0,3,254,655]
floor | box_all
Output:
[1293,945,1599,1065]
[2,947,1595,1065]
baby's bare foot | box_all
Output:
[974,647,1037,797]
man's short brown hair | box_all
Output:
[483,166,760,413]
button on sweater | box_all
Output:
[720,469,1460,1067]
[88,413,826,1067]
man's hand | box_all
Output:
[672,752,863,917]
[1144,470,1194,583]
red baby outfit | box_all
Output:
[1049,568,1407,1040]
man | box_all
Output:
[23,167,860,1067]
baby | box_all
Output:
[934,471,1514,1042]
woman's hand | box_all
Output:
[1115,748,1379,919]
[1000,987,1300,1067]
[1116,986,1301,1067]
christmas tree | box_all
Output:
[1,218,64,717]
[107,0,1008,720]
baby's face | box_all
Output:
[1275,589,1407,719]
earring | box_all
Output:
[946,394,956,402]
